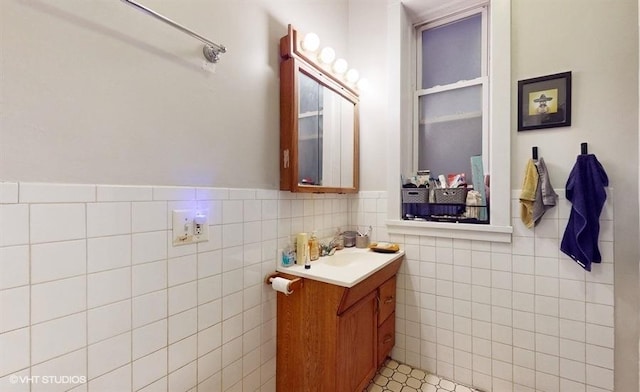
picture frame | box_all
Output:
[517,71,572,131]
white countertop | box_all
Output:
[276,247,405,288]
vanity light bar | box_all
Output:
[297,30,368,91]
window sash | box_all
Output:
[413,6,489,174]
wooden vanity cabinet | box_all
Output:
[276,257,402,392]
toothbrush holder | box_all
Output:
[355,235,370,249]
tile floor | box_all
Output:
[365,359,480,392]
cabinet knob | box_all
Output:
[384,296,394,304]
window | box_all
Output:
[412,8,490,222]
[416,11,487,182]
[385,0,512,242]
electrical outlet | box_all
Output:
[172,209,209,246]
[194,223,204,235]
[193,213,208,240]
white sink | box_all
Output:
[276,247,404,287]
[321,251,373,267]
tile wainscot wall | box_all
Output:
[0,183,614,392]
[353,190,615,392]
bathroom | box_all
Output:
[0,0,638,391]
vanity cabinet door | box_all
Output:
[336,290,378,392]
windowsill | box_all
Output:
[386,219,512,243]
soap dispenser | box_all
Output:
[308,231,320,261]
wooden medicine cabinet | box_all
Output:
[279,25,359,193]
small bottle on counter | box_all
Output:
[296,232,308,265]
[308,231,320,261]
[281,245,294,267]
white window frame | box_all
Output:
[413,7,489,175]
[385,0,513,243]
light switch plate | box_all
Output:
[172,209,209,246]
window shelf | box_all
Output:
[419,110,482,125]
[299,111,323,118]
[386,219,512,243]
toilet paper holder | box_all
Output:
[265,273,303,293]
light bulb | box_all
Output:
[318,47,336,64]
[346,69,360,84]
[357,78,370,91]
[333,58,348,74]
[301,33,320,52]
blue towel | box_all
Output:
[560,154,609,271]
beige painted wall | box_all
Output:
[512,1,639,390]
[347,0,391,192]
[0,0,349,188]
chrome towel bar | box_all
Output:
[120,0,227,63]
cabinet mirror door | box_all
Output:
[280,25,359,193]
[297,70,356,189]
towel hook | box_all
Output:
[581,142,588,154]
[532,146,538,160]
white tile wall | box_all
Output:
[0,182,353,392]
[0,181,617,392]
[350,189,615,392]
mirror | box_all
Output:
[297,71,355,188]
[279,25,359,193]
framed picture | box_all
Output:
[517,71,571,131]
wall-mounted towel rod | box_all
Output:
[120,0,227,63]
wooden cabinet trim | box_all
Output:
[378,277,396,326]
[336,257,402,315]
[377,311,396,366]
